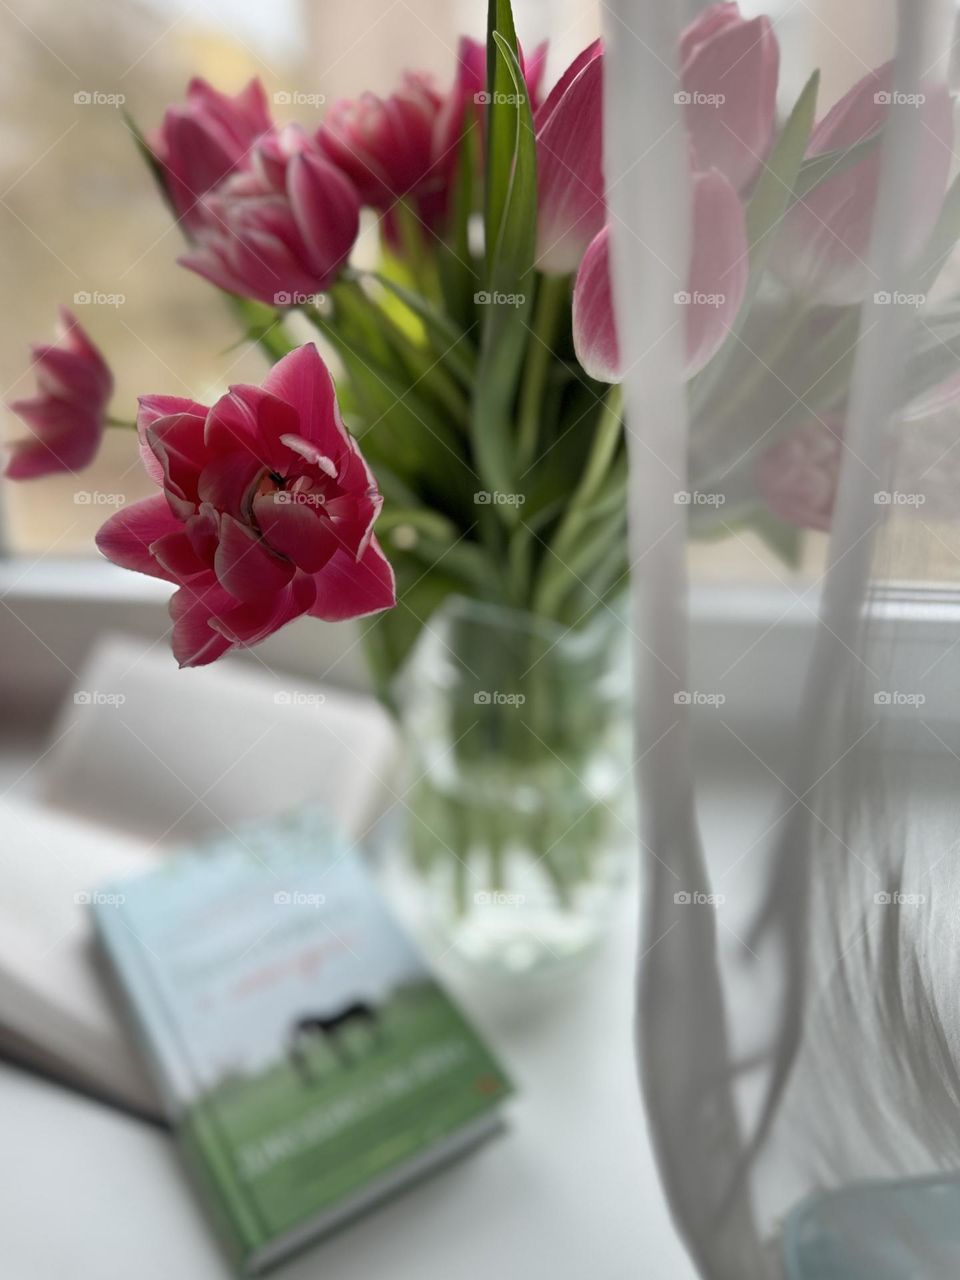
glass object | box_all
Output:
[394,595,632,978]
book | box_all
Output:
[0,633,396,1119]
[91,810,512,1274]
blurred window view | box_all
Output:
[1,0,958,587]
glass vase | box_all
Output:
[393,596,632,979]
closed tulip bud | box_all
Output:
[572,169,748,382]
[152,78,272,230]
[756,417,843,531]
[679,2,779,194]
[318,74,443,210]
[774,64,954,305]
[179,126,360,307]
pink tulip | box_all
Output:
[5,308,113,480]
[535,39,604,275]
[679,2,779,194]
[96,344,395,667]
[774,64,954,305]
[179,125,360,307]
[572,169,748,381]
[151,78,272,231]
[756,417,843,531]
[318,73,444,210]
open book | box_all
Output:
[0,636,396,1120]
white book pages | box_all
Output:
[2,633,398,1113]
[0,797,159,1115]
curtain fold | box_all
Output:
[608,0,960,1274]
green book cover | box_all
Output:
[92,811,511,1274]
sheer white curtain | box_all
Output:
[605,0,960,1274]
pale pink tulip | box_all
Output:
[96,344,395,667]
[774,64,954,305]
[679,2,779,194]
[179,125,360,307]
[572,169,748,381]
[151,78,272,230]
[5,308,113,480]
[756,417,842,531]
[534,39,604,275]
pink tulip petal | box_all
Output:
[213,512,296,602]
[197,450,265,518]
[207,573,316,648]
[681,14,779,193]
[169,579,235,668]
[573,170,747,382]
[146,414,208,519]
[252,490,340,573]
[95,494,183,581]
[535,39,602,133]
[149,529,211,580]
[262,344,352,455]
[287,151,360,282]
[308,536,396,622]
[684,168,749,375]
[536,52,605,274]
[137,398,205,486]
[572,228,620,382]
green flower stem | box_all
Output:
[517,273,569,470]
[333,279,471,428]
[392,199,439,302]
[105,416,136,430]
[533,385,623,616]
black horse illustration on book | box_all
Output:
[288,1000,383,1082]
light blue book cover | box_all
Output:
[92,811,511,1274]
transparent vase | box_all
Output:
[394,596,632,979]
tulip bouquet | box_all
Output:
[7,2,960,957]
[9,0,960,670]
